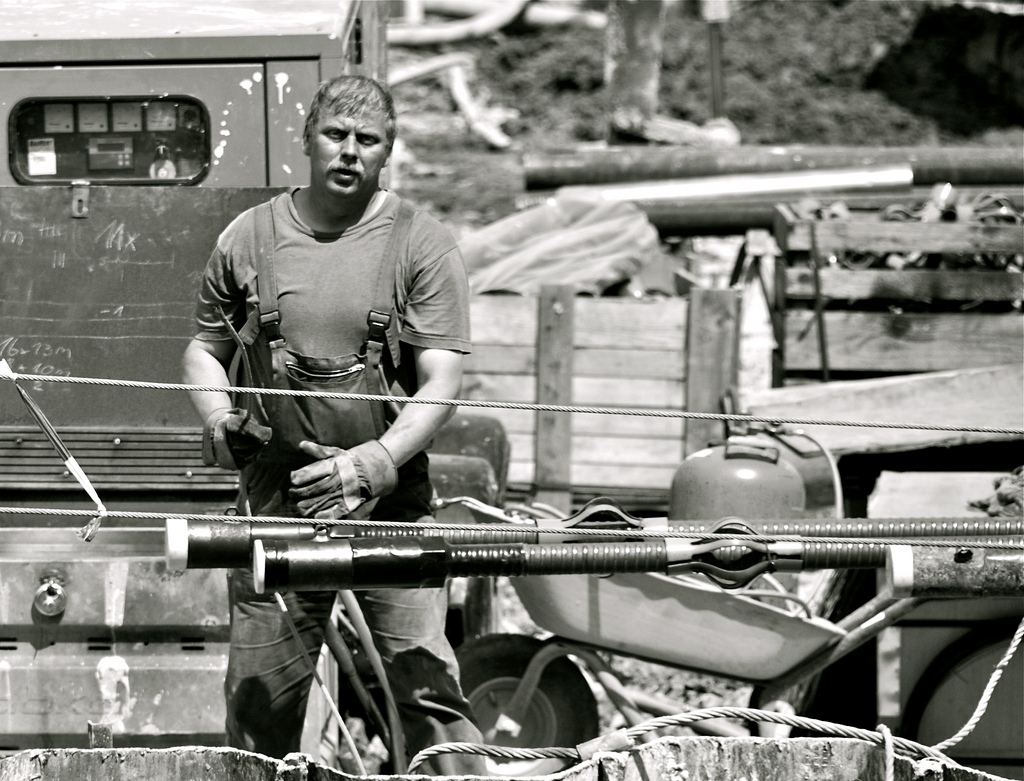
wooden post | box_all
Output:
[356,1,389,83]
[605,0,666,140]
[321,1,389,81]
[534,286,575,513]
[684,288,741,456]
[701,0,733,117]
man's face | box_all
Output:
[304,107,391,201]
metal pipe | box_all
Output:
[888,545,1024,599]
[254,537,672,592]
[166,517,537,569]
[165,517,322,570]
[169,514,1023,573]
[523,146,1024,190]
[557,165,914,206]
[591,187,1024,235]
[674,518,1024,539]
[251,534,903,594]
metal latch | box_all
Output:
[70,179,90,219]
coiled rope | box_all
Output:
[406,708,949,773]
[405,701,1009,774]
[3,371,1023,435]
[408,615,1024,776]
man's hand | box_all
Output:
[289,439,398,518]
[202,408,272,471]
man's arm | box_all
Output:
[182,338,236,423]
[378,345,463,467]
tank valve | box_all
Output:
[33,572,68,618]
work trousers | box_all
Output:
[224,565,488,775]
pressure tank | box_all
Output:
[669,435,807,521]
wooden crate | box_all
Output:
[772,208,1023,379]
[461,287,740,510]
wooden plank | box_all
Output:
[534,286,574,510]
[469,296,538,344]
[470,295,687,350]
[737,364,1024,455]
[785,310,1024,372]
[684,288,741,455]
[786,268,1024,302]
[465,344,685,379]
[573,298,687,349]
[465,294,689,505]
[509,433,684,467]
[464,406,685,438]
[779,219,1024,255]
[508,462,679,491]
[461,373,685,408]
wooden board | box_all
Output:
[785,310,1023,372]
[465,294,691,502]
[737,364,1024,456]
[775,215,1024,256]
[785,268,1024,302]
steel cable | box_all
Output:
[406,707,955,772]
[2,371,1022,435]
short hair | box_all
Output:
[303,75,397,149]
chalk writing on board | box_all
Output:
[96,221,139,253]
[1,229,25,246]
[0,337,73,392]
[0,337,72,363]
[31,220,65,240]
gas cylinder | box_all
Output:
[669,434,808,521]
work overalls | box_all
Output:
[220,196,485,771]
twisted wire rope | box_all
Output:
[407,708,956,773]
[3,371,1023,435]
[929,614,1024,752]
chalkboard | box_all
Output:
[0,186,285,428]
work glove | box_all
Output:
[289,439,398,519]
[202,408,272,471]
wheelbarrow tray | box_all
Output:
[513,572,846,682]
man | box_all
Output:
[182,74,486,775]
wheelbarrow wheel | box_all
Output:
[456,633,599,776]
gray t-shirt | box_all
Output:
[194,189,471,361]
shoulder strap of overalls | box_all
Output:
[244,197,415,360]
[366,200,416,365]
[254,202,284,347]
[233,201,276,348]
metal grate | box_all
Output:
[0,427,239,492]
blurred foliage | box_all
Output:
[456,0,1022,147]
